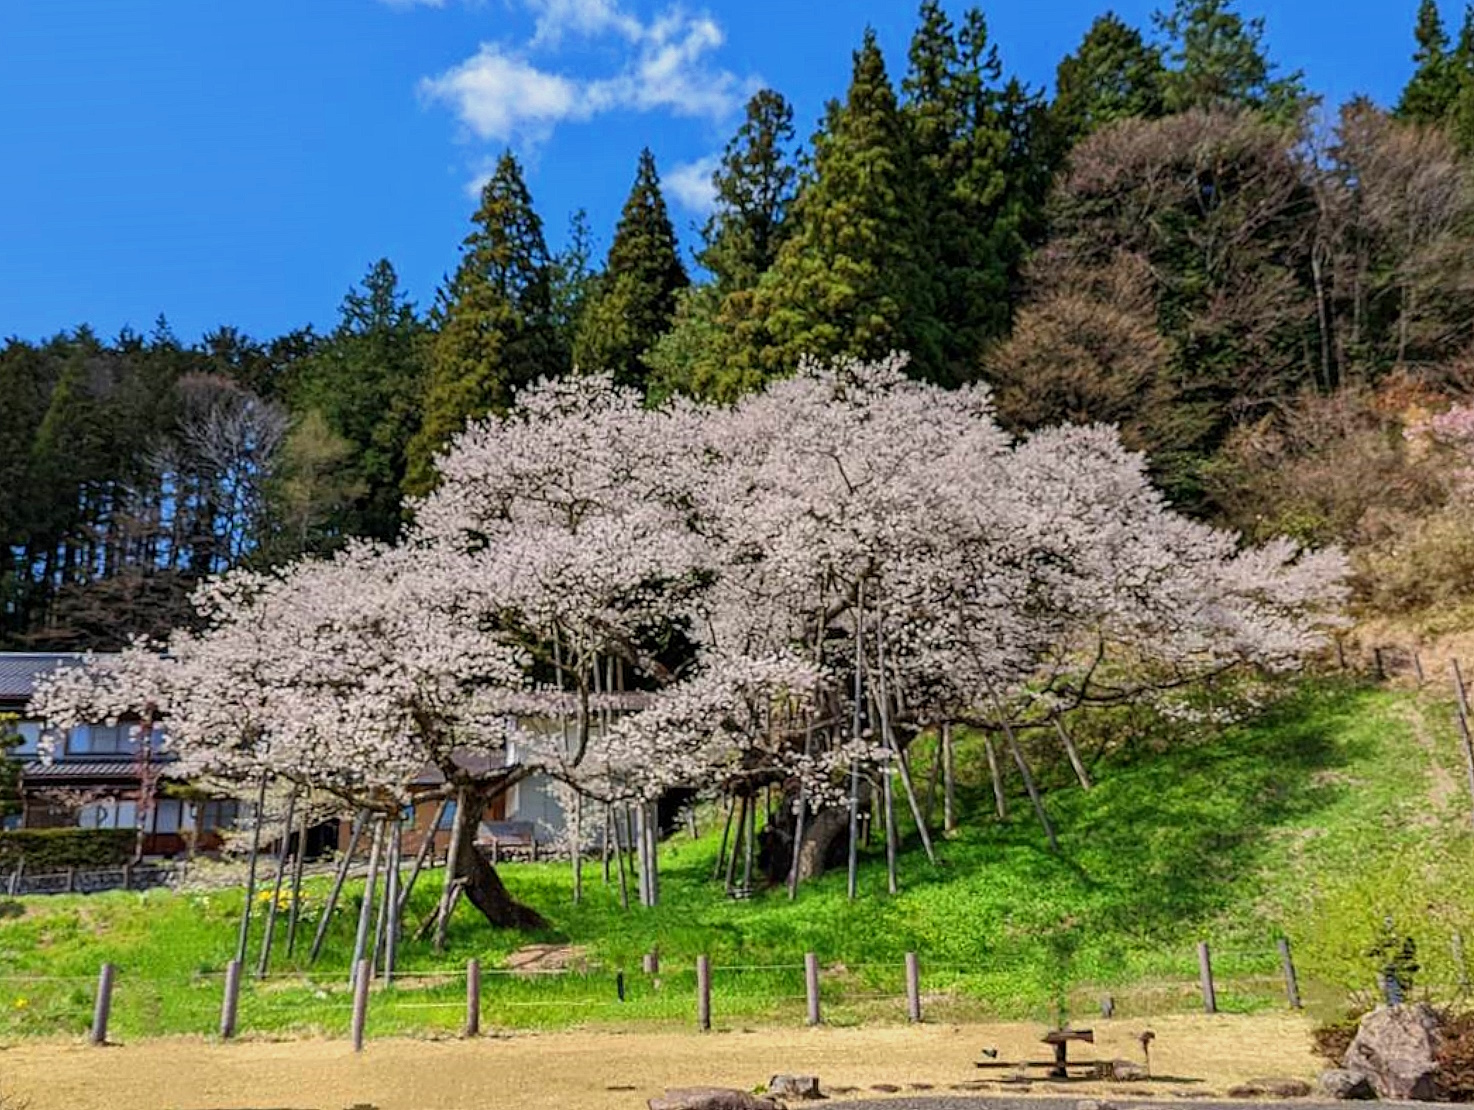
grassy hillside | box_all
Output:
[3,679,1473,1041]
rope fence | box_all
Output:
[0,935,1345,1049]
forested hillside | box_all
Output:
[7,0,1474,650]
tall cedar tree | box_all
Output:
[748,30,934,374]
[406,152,563,495]
[699,90,800,294]
[1154,0,1310,124]
[290,259,427,543]
[573,148,688,392]
[1398,0,1462,123]
[903,2,1032,384]
[1053,12,1167,141]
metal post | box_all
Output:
[464,958,480,1037]
[90,963,115,1045]
[1198,941,1217,1014]
[805,952,821,1026]
[905,952,922,1023]
[220,959,242,1038]
[696,955,711,1031]
[1278,938,1301,1009]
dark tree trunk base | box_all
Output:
[455,789,548,932]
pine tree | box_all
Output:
[1053,12,1167,140]
[902,3,1040,384]
[699,90,799,295]
[572,148,688,391]
[406,152,563,496]
[1398,0,1460,123]
[291,259,427,540]
[746,30,933,375]
[1154,0,1311,123]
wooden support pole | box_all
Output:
[724,795,746,895]
[696,955,712,1031]
[350,958,370,1052]
[1054,718,1093,791]
[571,792,584,905]
[995,706,1058,852]
[984,735,1007,820]
[611,802,630,911]
[1452,660,1474,832]
[349,816,384,989]
[805,952,821,1026]
[285,800,310,957]
[90,963,115,1045]
[434,789,466,951]
[382,819,402,985]
[464,958,481,1037]
[234,775,269,967]
[220,959,242,1039]
[398,798,447,915]
[905,952,922,1023]
[309,810,364,967]
[847,581,864,903]
[1278,937,1301,1009]
[1198,941,1218,1014]
[942,724,957,833]
[257,788,298,979]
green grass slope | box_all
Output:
[2,680,1472,1040]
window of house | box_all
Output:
[152,799,183,834]
[11,721,40,756]
[196,800,240,832]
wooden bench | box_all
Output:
[976,1028,1100,1079]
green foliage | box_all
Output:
[1398,0,1461,123]
[0,829,135,870]
[1154,0,1311,124]
[0,715,20,823]
[406,152,565,495]
[288,259,427,544]
[573,148,687,392]
[1053,12,1167,140]
[741,31,933,379]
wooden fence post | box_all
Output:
[220,959,242,1039]
[804,952,821,1026]
[464,958,480,1037]
[1278,938,1301,1009]
[350,958,370,1052]
[66,866,76,894]
[122,862,132,891]
[643,949,660,976]
[1197,942,1217,1015]
[905,953,922,1023]
[7,860,21,897]
[696,955,711,1031]
[1374,647,1386,681]
[90,963,115,1045]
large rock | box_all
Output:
[768,1075,823,1100]
[1318,1069,1376,1100]
[649,1089,781,1110]
[1343,1003,1444,1101]
[1226,1077,1313,1099]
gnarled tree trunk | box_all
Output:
[453,785,547,931]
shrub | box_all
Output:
[0,828,134,870]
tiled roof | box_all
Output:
[411,747,509,786]
[20,759,147,780]
[0,653,114,704]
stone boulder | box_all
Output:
[1226,1077,1313,1099]
[1317,1069,1376,1100]
[1109,1059,1148,1082]
[649,1089,781,1110]
[1343,1003,1444,1101]
[767,1075,823,1101]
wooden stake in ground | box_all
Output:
[990,689,1058,851]
[612,801,630,910]
[349,815,385,988]
[310,810,365,966]
[788,716,813,900]
[712,794,735,883]
[256,787,299,979]
[1451,659,1474,831]
[434,788,466,951]
[383,818,402,985]
[234,774,270,967]
[942,723,957,833]
[725,794,747,895]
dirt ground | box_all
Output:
[0,1013,1322,1110]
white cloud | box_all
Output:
[419,0,759,162]
[665,154,720,214]
[419,45,587,144]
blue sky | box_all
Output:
[0,0,1436,344]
